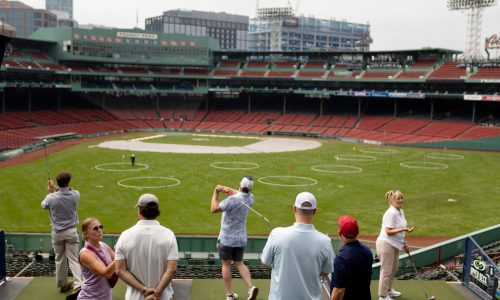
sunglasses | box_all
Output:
[88,224,104,232]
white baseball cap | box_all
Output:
[240,176,254,190]
[294,192,317,210]
[135,193,159,207]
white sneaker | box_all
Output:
[379,296,392,300]
[388,289,401,298]
[247,286,258,300]
[226,293,239,300]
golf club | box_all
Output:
[237,198,271,226]
[219,184,272,226]
[406,248,435,300]
[43,139,50,179]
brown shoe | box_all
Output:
[66,287,81,300]
[59,280,74,293]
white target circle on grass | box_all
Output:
[210,162,260,170]
[359,148,399,155]
[95,163,148,171]
[400,161,449,170]
[311,164,362,174]
[425,153,464,160]
[334,154,377,162]
[258,176,318,187]
[118,177,181,189]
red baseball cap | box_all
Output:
[338,215,359,238]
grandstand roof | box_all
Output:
[214,48,462,58]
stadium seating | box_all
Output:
[470,66,500,79]
[301,61,327,70]
[183,69,210,76]
[411,59,437,68]
[267,62,297,77]
[378,118,432,134]
[428,62,466,79]
[296,71,325,78]
[2,43,500,152]
[414,120,472,138]
[356,116,393,130]
[396,71,427,79]
[456,126,500,139]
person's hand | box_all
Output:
[403,243,410,254]
[222,186,232,195]
[143,287,156,298]
[144,294,158,300]
[143,288,160,300]
[407,227,414,233]
[47,179,56,193]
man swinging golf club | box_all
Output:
[211,176,258,300]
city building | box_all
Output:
[0,1,57,38]
[46,0,72,19]
[46,0,76,28]
[249,12,372,51]
[146,10,249,50]
[0,20,16,36]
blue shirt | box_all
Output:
[262,223,335,300]
[330,240,373,300]
[218,192,253,247]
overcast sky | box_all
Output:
[20,0,500,51]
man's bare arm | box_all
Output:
[154,260,177,296]
[115,259,154,297]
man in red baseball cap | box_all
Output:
[330,215,373,300]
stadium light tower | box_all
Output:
[448,0,498,61]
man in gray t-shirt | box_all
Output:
[211,176,258,300]
[41,172,82,293]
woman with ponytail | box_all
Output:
[375,190,413,300]
[76,218,116,300]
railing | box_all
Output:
[371,224,500,279]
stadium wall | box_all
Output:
[391,136,500,151]
[6,225,500,280]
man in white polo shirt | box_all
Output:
[262,192,335,300]
[115,193,178,300]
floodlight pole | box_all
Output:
[465,6,484,61]
[448,0,498,62]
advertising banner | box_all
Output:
[371,91,389,98]
[464,95,483,101]
[353,91,370,97]
[482,96,500,102]
[485,34,500,49]
[407,93,425,99]
[463,237,500,300]
[388,92,408,98]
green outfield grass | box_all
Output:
[1,133,499,237]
